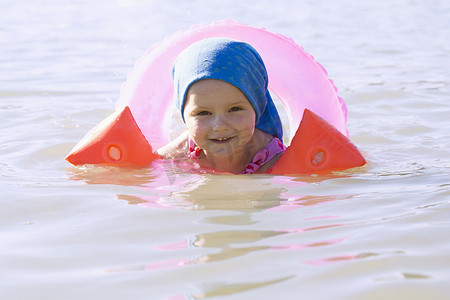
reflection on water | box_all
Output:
[187,275,295,299]
[88,162,357,298]
[107,226,350,270]
[67,163,289,210]
[66,159,361,212]
[105,219,355,298]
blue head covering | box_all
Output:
[172,37,283,140]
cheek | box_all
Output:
[185,118,207,138]
[236,113,256,133]
[244,121,256,137]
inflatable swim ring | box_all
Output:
[66,20,366,174]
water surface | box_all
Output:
[1,0,450,299]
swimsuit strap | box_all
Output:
[188,138,285,174]
[188,138,201,159]
[241,137,285,174]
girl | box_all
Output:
[157,37,285,174]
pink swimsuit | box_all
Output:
[188,138,286,174]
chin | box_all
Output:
[207,149,233,158]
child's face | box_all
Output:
[183,79,256,159]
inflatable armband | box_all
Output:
[269,109,365,175]
[66,106,160,166]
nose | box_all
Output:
[212,114,229,132]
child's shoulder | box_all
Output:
[157,131,189,159]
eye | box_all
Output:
[229,106,243,112]
[196,110,211,116]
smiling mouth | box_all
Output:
[210,136,234,143]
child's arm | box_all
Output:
[156,131,189,159]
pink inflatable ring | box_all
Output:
[66,20,366,174]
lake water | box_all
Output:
[1,0,450,299]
